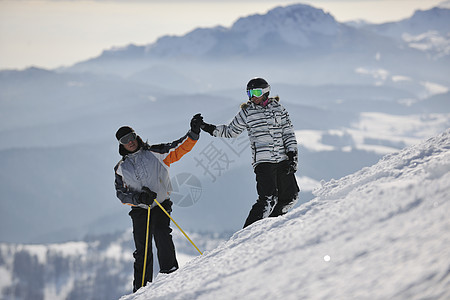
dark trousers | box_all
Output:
[244,161,300,228]
[129,200,178,292]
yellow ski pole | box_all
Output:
[141,205,151,287]
[153,199,203,255]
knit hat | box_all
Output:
[115,126,134,141]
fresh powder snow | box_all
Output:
[120,129,450,300]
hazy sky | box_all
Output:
[0,0,445,70]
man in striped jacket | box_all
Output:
[114,113,202,293]
[201,78,300,228]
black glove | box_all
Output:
[285,151,298,175]
[190,113,203,134]
[200,121,216,136]
[138,186,157,206]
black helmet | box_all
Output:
[246,77,270,90]
[246,77,270,100]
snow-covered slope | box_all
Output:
[121,129,450,300]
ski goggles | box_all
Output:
[119,132,137,145]
[247,86,270,98]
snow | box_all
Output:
[0,266,11,294]
[232,3,339,47]
[296,112,450,155]
[421,80,449,96]
[119,129,450,299]
[48,242,88,256]
[392,75,412,82]
[297,175,321,192]
[297,130,336,151]
[0,241,82,262]
[0,2,448,299]
[104,243,130,261]
[355,67,390,83]
[351,113,450,145]
[44,280,75,300]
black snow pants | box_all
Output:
[129,200,179,292]
[244,161,300,228]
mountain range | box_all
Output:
[0,2,449,299]
[0,1,449,246]
[67,3,450,90]
[72,4,450,61]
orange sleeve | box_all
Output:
[163,136,197,167]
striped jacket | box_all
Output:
[114,131,198,209]
[213,97,297,168]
